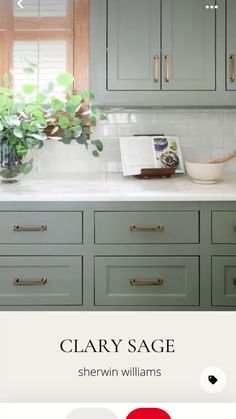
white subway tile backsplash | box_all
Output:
[34,109,236,174]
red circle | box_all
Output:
[126,408,171,419]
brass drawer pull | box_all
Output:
[230,54,236,82]
[233,279,236,286]
[153,55,160,83]
[14,225,48,232]
[13,278,48,286]
[130,225,164,233]
[164,54,171,82]
[130,278,164,286]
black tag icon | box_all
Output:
[208,375,218,385]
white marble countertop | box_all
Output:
[0,172,236,201]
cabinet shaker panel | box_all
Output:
[107,0,161,90]
[161,0,216,90]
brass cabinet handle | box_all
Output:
[14,225,48,232]
[130,225,164,233]
[130,278,164,286]
[230,55,236,82]
[13,278,48,286]
[153,55,160,83]
[164,54,171,82]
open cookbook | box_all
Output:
[119,136,185,176]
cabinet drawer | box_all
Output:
[212,211,236,243]
[0,257,82,306]
[95,256,199,306]
[95,211,199,244]
[212,257,236,306]
[0,212,82,244]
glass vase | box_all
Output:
[0,137,22,184]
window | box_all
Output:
[0,0,89,92]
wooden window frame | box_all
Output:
[0,0,89,91]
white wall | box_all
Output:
[35,109,236,173]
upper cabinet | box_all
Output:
[162,0,215,91]
[108,0,161,90]
[90,0,236,107]
[226,0,236,91]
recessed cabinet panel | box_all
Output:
[162,0,216,90]
[0,257,82,306]
[95,211,199,244]
[226,0,236,90]
[212,211,236,243]
[95,256,199,306]
[0,211,82,244]
[107,0,161,90]
[212,257,236,306]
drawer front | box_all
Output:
[212,211,236,243]
[95,211,199,244]
[0,257,82,306]
[0,212,82,244]
[95,256,199,306]
[212,257,236,306]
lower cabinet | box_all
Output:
[212,257,236,307]
[95,256,199,306]
[0,257,83,306]
[0,201,235,310]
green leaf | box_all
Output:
[69,95,82,106]
[74,126,82,138]
[92,150,99,157]
[7,116,21,126]
[36,93,47,103]
[3,73,10,87]
[32,109,43,118]
[91,105,99,114]
[25,104,36,114]
[58,116,70,129]
[57,73,74,87]
[90,115,97,125]
[91,139,103,152]
[16,143,28,156]
[0,86,13,96]
[22,84,37,95]
[52,99,64,111]
[19,159,33,175]
[0,121,3,131]
[76,135,87,145]
[61,128,72,144]
[13,128,23,139]
[23,67,35,74]
[47,81,55,92]
[83,90,95,99]
[61,136,72,144]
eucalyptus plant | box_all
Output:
[0,64,104,179]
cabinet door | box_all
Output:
[162,0,216,90]
[107,0,160,90]
[226,0,236,90]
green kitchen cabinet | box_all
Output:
[212,256,236,306]
[162,0,215,91]
[95,256,199,306]
[91,0,236,106]
[0,201,235,311]
[107,0,161,90]
[0,256,83,306]
[226,0,236,90]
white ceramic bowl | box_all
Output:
[185,160,225,184]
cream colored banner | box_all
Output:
[0,312,235,402]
